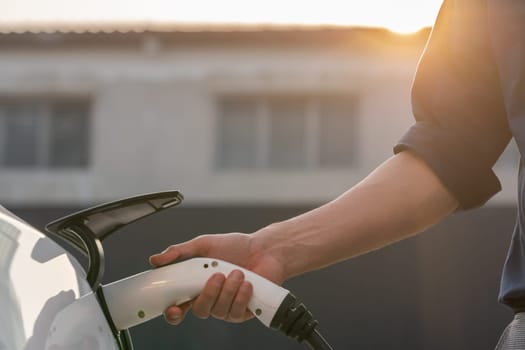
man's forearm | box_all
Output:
[252,151,460,279]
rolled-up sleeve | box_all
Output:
[395,0,512,210]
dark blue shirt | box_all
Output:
[394,0,525,309]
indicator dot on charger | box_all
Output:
[204,264,209,268]
[255,309,262,316]
[211,261,218,267]
[138,310,145,318]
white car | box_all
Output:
[0,191,183,350]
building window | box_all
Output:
[216,95,358,170]
[0,98,90,169]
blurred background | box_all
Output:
[0,0,521,349]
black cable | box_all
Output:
[270,293,334,350]
[305,329,333,350]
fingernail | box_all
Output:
[167,314,179,323]
[230,270,244,282]
[148,256,159,266]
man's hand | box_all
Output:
[149,232,286,325]
[148,152,459,327]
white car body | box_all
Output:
[0,206,119,350]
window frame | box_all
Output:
[215,94,359,171]
[0,96,91,170]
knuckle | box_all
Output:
[210,300,230,319]
[228,316,243,323]
[192,305,210,319]
[227,308,244,323]
[211,309,228,320]
[165,245,177,253]
[192,310,209,319]
[229,304,246,322]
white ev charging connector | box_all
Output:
[101,257,332,350]
[102,258,288,329]
[45,191,334,350]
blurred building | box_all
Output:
[0,25,518,207]
[0,25,520,350]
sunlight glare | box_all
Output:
[0,0,444,33]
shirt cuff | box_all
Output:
[394,122,502,210]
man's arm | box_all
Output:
[251,150,459,279]
[150,150,459,324]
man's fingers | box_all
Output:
[211,270,245,320]
[149,236,210,267]
[162,271,254,326]
[149,245,182,267]
[192,273,226,319]
[163,302,191,325]
[228,281,253,323]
